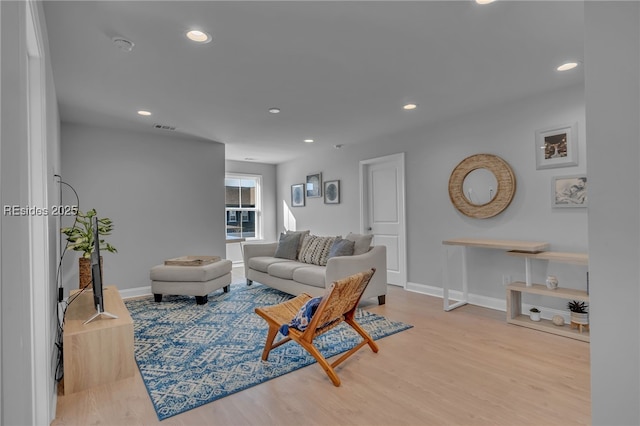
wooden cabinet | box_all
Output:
[505,251,589,342]
[63,286,135,394]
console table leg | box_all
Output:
[443,245,469,311]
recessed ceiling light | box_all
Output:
[557,62,579,71]
[137,110,152,116]
[186,30,212,43]
[268,107,281,114]
[403,103,418,110]
[475,0,496,4]
[303,139,314,143]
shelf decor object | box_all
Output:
[534,122,578,169]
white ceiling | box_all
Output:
[43,1,584,164]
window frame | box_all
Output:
[225,173,262,240]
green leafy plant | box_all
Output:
[529,307,540,313]
[61,208,117,258]
[567,300,588,313]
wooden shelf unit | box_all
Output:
[507,250,588,265]
[506,250,589,342]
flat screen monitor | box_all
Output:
[84,216,118,325]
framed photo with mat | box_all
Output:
[291,183,305,207]
[324,180,340,204]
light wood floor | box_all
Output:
[52,275,591,426]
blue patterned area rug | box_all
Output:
[125,283,412,420]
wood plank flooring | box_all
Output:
[52,274,591,426]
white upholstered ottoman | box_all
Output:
[150,259,233,305]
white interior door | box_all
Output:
[360,153,406,287]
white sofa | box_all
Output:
[243,242,387,304]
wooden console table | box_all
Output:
[63,286,135,394]
[441,238,549,311]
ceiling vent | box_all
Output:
[153,123,177,131]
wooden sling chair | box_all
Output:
[254,268,378,386]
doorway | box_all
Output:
[359,153,407,287]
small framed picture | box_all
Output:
[552,175,587,208]
[306,173,322,198]
[291,183,305,207]
[535,123,578,169]
[324,180,340,204]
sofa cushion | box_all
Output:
[274,232,301,260]
[346,232,373,255]
[292,265,327,288]
[248,256,295,273]
[327,237,355,259]
[298,235,338,266]
[267,261,307,280]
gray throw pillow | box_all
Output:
[345,232,373,255]
[274,232,301,260]
[327,238,355,259]
[285,229,310,257]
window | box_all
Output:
[225,174,262,240]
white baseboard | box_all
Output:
[119,286,152,300]
[405,281,572,323]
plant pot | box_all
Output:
[529,310,541,322]
[570,311,588,325]
[79,256,102,289]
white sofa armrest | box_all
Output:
[325,245,387,302]
[242,242,278,278]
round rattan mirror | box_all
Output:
[448,154,516,219]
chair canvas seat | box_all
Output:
[254,268,378,386]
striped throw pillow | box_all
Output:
[298,235,338,266]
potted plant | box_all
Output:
[61,208,117,289]
[529,307,541,322]
[567,300,588,325]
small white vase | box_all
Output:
[530,310,541,321]
[545,275,559,290]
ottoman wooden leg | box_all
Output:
[196,295,208,305]
[154,294,163,303]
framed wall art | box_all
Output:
[306,173,322,198]
[324,180,340,204]
[291,183,305,207]
[552,175,587,208]
[535,122,578,169]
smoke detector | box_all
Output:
[112,37,135,52]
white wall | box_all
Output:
[225,160,277,263]
[585,2,640,424]
[1,1,61,424]
[60,124,226,294]
[277,84,587,304]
